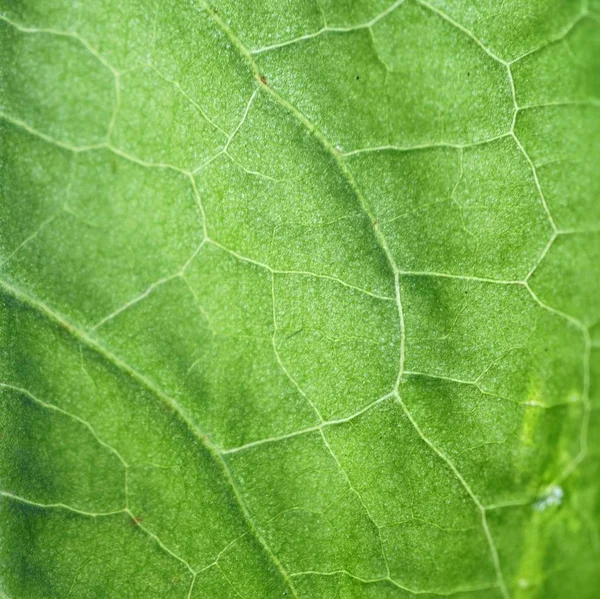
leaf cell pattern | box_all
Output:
[0,1,599,598]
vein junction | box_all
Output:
[0,1,596,597]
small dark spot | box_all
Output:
[467,71,471,77]
[259,75,267,85]
[286,327,303,340]
[132,515,143,525]
[355,75,360,80]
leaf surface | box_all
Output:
[1,1,599,598]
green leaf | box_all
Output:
[1,1,599,597]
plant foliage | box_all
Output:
[1,0,599,597]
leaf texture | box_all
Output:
[0,1,599,598]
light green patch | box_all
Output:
[111,66,226,170]
[424,0,585,62]
[275,274,400,418]
[0,20,115,146]
[226,432,387,579]
[529,232,600,326]
[255,0,513,151]
[2,146,202,326]
[320,0,400,28]
[213,0,323,49]
[512,17,600,106]
[349,137,552,279]
[401,375,582,506]
[514,105,600,230]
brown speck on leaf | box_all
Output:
[132,515,143,525]
[259,75,267,85]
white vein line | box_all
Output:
[149,64,229,137]
[224,88,259,151]
[507,62,558,234]
[224,152,289,182]
[220,425,321,455]
[361,0,408,27]
[0,382,128,469]
[250,0,406,54]
[510,130,558,232]
[367,25,392,72]
[524,282,587,332]
[393,273,406,386]
[194,531,250,576]
[402,371,566,409]
[0,14,118,75]
[522,283,592,488]
[105,71,121,142]
[0,285,218,452]
[187,573,196,599]
[492,3,593,505]
[508,8,589,65]
[558,227,600,235]
[0,112,105,153]
[199,9,514,596]
[2,489,195,577]
[398,270,524,285]
[0,278,298,599]
[271,272,323,424]
[350,8,515,593]
[341,132,511,157]
[90,242,206,330]
[319,429,392,578]
[271,257,389,584]
[208,238,395,301]
[91,275,178,330]
[525,231,557,281]
[0,14,121,149]
[189,176,209,239]
[0,111,200,175]
[4,3,588,595]
[220,392,395,454]
[416,0,507,64]
[0,213,59,267]
[518,100,600,111]
[106,144,191,174]
[4,99,223,181]
[271,236,393,579]
[215,564,246,599]
[288,568,499,596]
[1,380,130,512]
[393,390,508,598]
[124,508,195,574]
[0,489,126,518]
[506,66,520,134]
[554,329,592,483]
